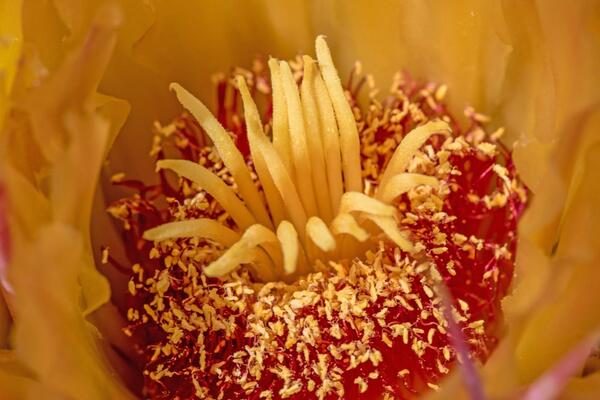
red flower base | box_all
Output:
[106,60,527,399]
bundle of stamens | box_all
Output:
[107,37,527,399]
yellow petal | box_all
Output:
[10,224,133,399]
[562,372,600,400]
[2,4,134,397]
[107,0,309,181]
[0,0,22,128]
[515,137,600,384]
[0,351,50,399]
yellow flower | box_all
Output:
[1,1,600,399]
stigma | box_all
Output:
[107,37,527,399]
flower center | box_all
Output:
[106,37,527,399]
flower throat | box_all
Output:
[106,37,528,399]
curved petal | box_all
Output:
[561,372,600,400]
[515,137,600,385]
[0,0,22,127]
[2,3,135,398]
[0,351,52,399]
[10,224,133,399]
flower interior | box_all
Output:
[106,37,528,399]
